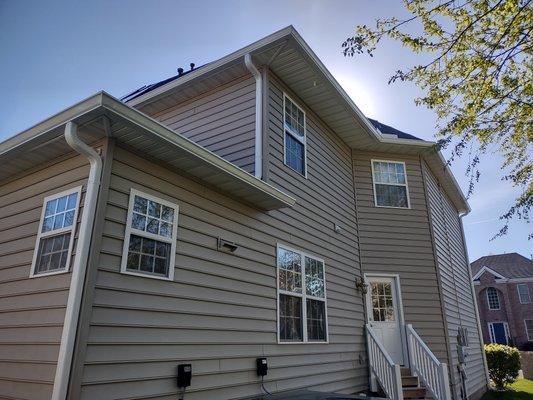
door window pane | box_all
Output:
[371,282,395,322]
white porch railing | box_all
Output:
[406,324,451,400]
[366,324,404,400]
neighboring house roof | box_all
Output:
[471,253,533,279]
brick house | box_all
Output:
[471,253,533,350]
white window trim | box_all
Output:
[525,319,533,341]
[486,287,501,310]
[488,321,510,344]
[371,159,411,209]
[517,283,531,304]
[120,188,179,281]
[282,93,308,178]
[276,243,328,344]
[30,186,82,278]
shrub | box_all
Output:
[484,344,521,390]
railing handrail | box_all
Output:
[406,324,440,364]
[367,324,395,365]
[406,324,451,400]
[366,324,403,400]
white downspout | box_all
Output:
[244,53,263,179]
[52,121,103,400]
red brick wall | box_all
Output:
[475,271,533,349]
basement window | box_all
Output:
[30,187,82,277]
[371,160,410,208]
[121,189,179,280]
[277,245,328,343]
[283,94,307,176]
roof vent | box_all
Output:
[177,67,184,76]
[190,63,195,71]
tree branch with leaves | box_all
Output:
[343,0,532,238]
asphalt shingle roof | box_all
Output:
[470,252,533,279]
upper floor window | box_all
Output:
[518,284,531,304]
[371,160,410,208]
[277,245,327,343]
[526,320,533,341]
[487,287,501,310]
[121,189,179,280]
[30,187,82,277]
[283,94,306,176]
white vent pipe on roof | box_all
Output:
[244,53,263,179]
[52,121,103,400]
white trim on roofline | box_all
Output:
[472,266,508,281]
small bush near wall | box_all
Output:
[485,344,521,390]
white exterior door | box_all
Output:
[366,276,405,365]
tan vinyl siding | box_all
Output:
[0,154,89,400]
[266,73,366,393]
[352,152,450,362]
[76,125,366,399]
[145,75,256,174]
[423,163,487,399]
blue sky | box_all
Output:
[0,0,530,261]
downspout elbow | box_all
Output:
[244,53,263,180]
[52,121,103,400]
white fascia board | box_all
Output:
[472,266,508,281]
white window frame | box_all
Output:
[276,243,328,344]
[30,186,82,278]
[283,93,307,177]
[517,283,531,304]
[120,188,179,281]
[371,159,411,209]
[488,321,510,344]
[525,320,533,341]
[486,287,501,310]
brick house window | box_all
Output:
[517,284,531,304]
[487,287,500,310]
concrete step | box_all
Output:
[401,375,419,387]
[403,386,427,399]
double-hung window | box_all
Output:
[283,94,306,176]
[517,284,531,304]
[121,189,179,280]
[371,160,410,208]
[30,187,82,277]
[277,245,327,343]
[487,287,501,310]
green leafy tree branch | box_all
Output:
[343,0,532,238]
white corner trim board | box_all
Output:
[51,121,103,400]
[244,53,263,179]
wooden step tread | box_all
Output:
[401,375,419,387]
[403,387,427,399]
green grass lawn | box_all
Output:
[481,379,533,400]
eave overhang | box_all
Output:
[0,92,295,211]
